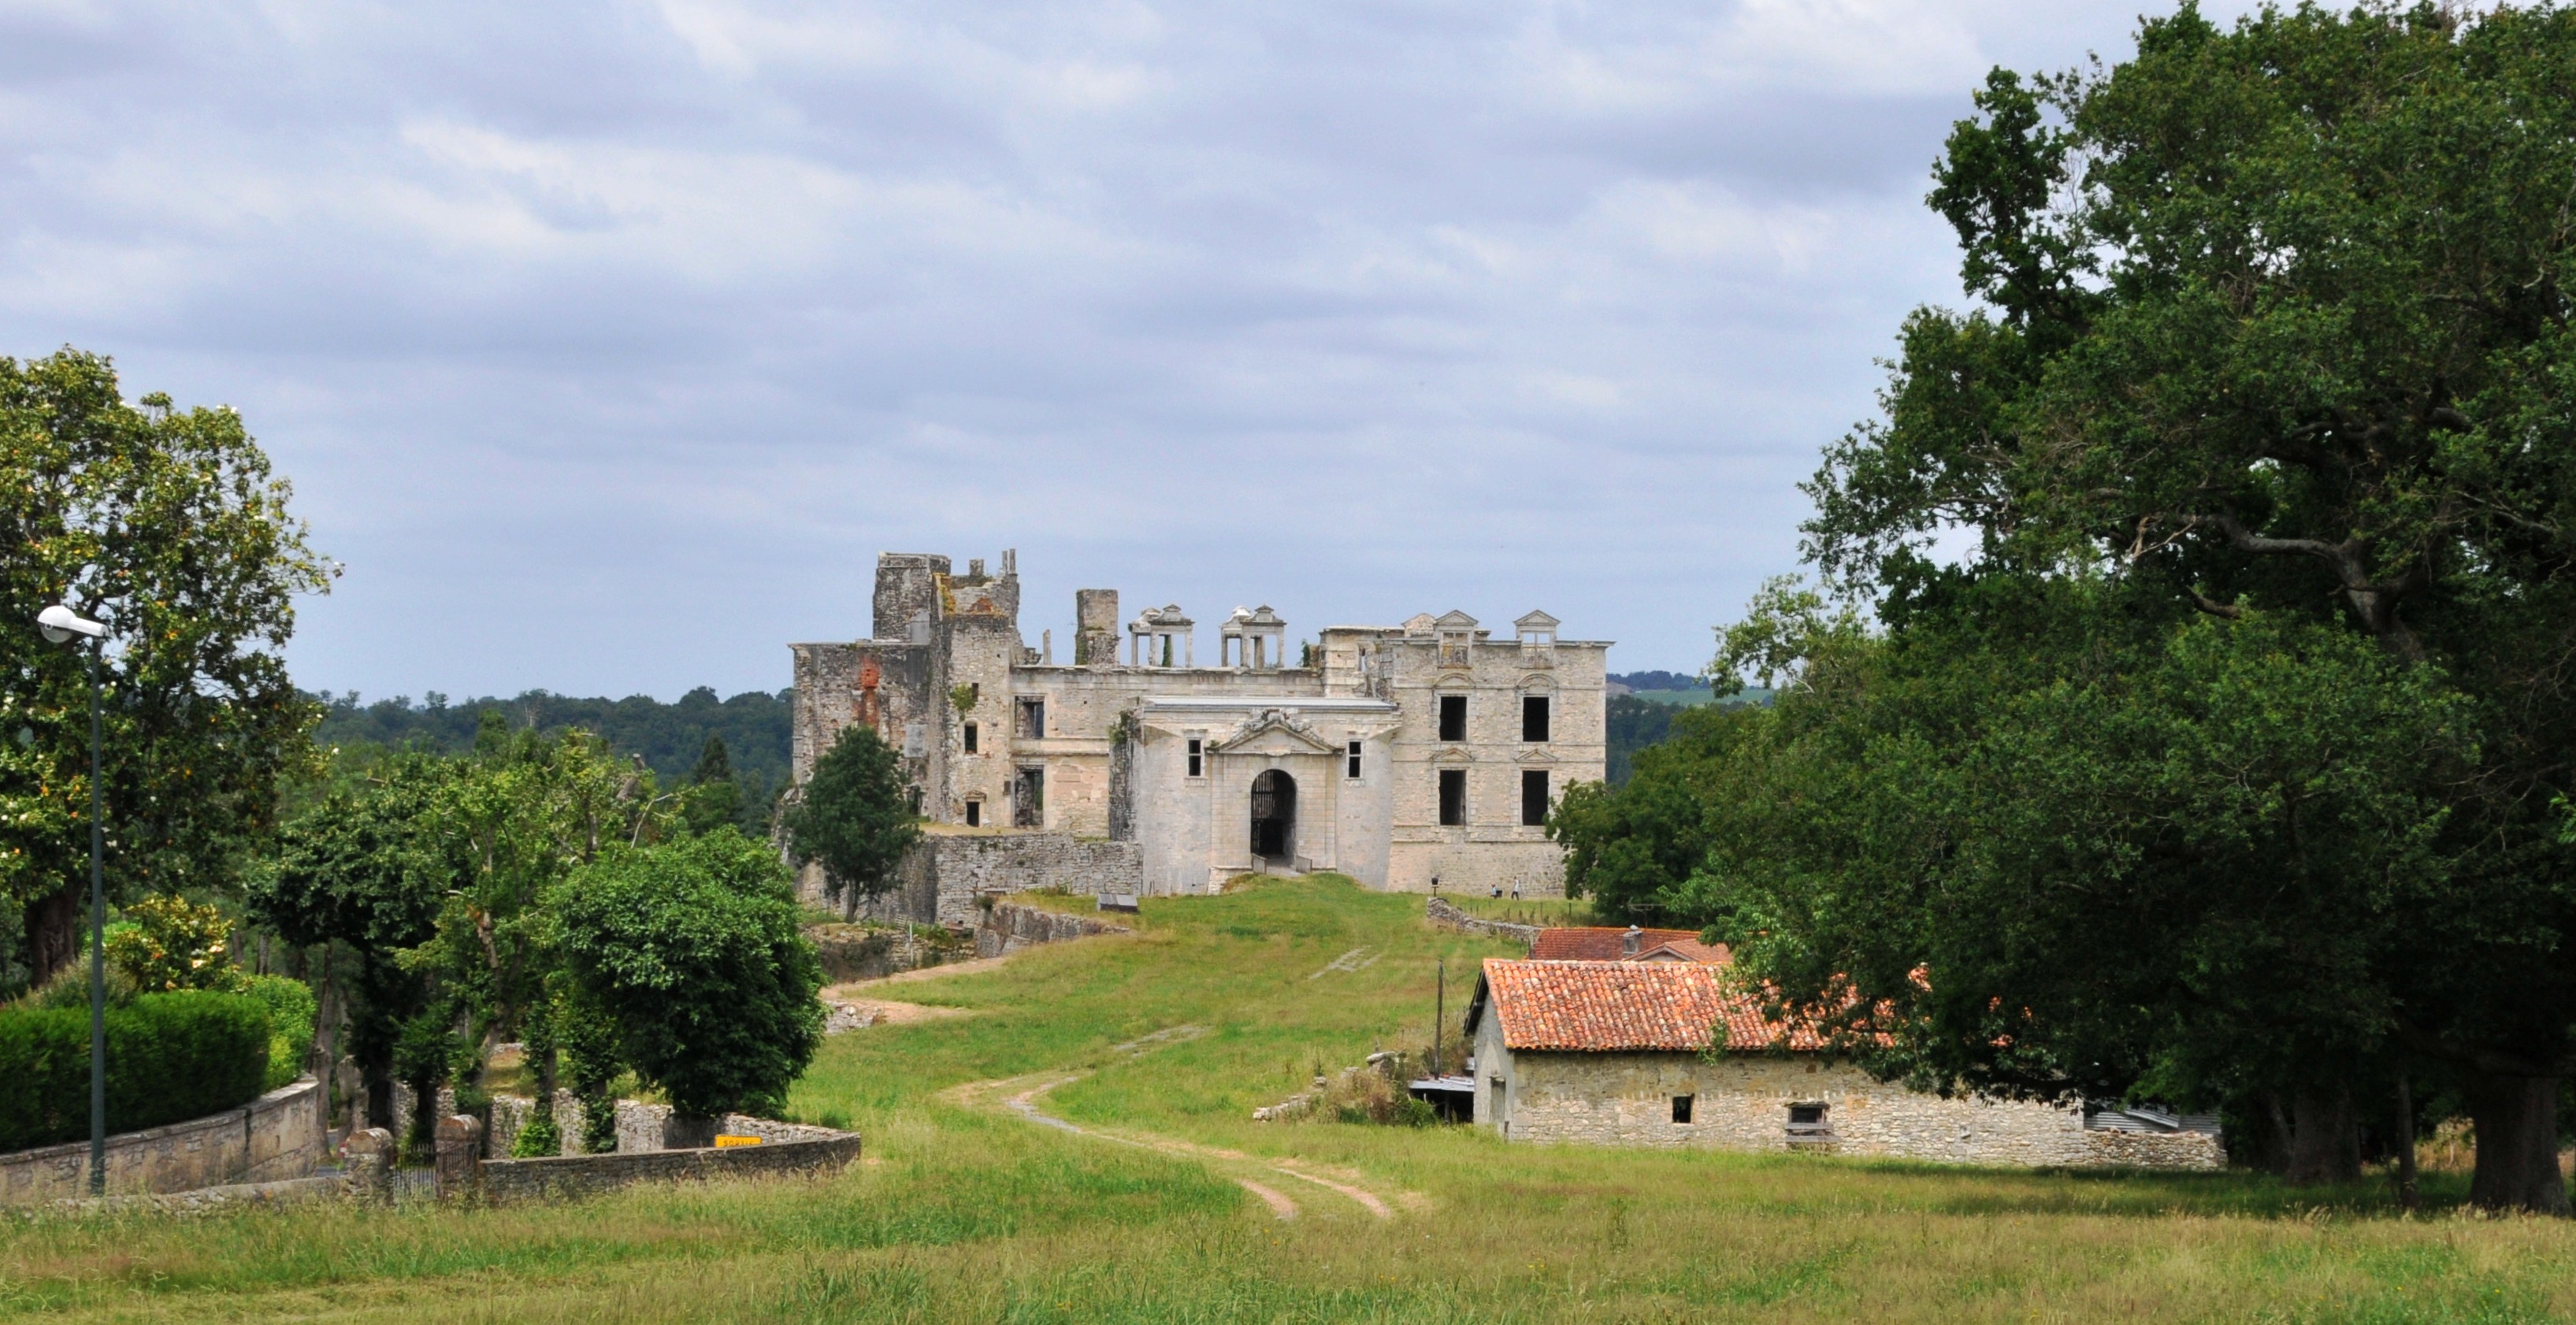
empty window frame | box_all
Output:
[1016,697,1045,740]
[1787,1103,1831,1137]
[1521,770,1549,826]
[963,722,978,754]
[1186,737,1204,778]
[1013,766,1045,827]
[964,798,982,827]
[1438,694,1467,742]
[1346,740,1363,779]
[1438,769,1467,826]
[1522,695,1550,742]
[1672,1095,1694,1124]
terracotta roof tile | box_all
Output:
[1478,958,1830,1053]
[1529,927,1729,963]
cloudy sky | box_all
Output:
[0,0,2245,700]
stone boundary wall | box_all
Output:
[1425,896,1539,950]
[474,1133,863,1204]
[805,924,979,982]
[0,1078,324,1203]
[848,833,1145,926]
[975,900,1132,958]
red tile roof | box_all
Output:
[1529,926,1730,963]
[1475,958,1833,1054]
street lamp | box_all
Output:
[37,603,107,1197]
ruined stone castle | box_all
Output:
[789,551,1609,899]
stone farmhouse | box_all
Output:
[790,551,1609,904]
[1463,941,2223,1169]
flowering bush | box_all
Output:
[104,894,246,993]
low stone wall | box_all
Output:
[474,1132,864,1203]
[1425,896,1539,950]
[806,923,980,982]
[848,832,1145,926]
[0,1078,325,1203]
[974,900,1131,958]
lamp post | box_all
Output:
[38,603,107,1197]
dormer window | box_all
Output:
[1515,610,1559,667]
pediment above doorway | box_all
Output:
[1211,707,1339,756]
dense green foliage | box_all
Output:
[1602,695,1675,785]
[242,973,317,1093]
[1557,2,2576,1212]
[0,990,271,1149]
[308,686,789,831]
[782,725,921,910]
[554,828,822,1119]
[0,349,328,993]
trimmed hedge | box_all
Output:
[0,992,272,1152]
[243,975,317,1092]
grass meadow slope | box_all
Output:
[4,876,2572,1323]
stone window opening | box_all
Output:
[1787,1103,1832,1139]
[1672,1094,1694,1124]
[1013,766,1045,828]
[1520,770,1549,826]
[1438,694,1467,742]
[1186,737,1204,778]
[963,722,978,754]
[1016,697,1045,740]
[1438,769,1467,826]
[1346,740,1363,779]
[965,797,982,827]
[1522,695,1550,742]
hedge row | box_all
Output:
[0,992,272,1152]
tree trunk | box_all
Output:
[23,884,80,989]
[2285,1086,2363,1185]
[2394,1075,2419,1212]
[2463,1068,2570,1215]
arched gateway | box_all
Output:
[1249,769,1297,862]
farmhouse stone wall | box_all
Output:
[1472,1026,2218,1170]
[0,1077,325,1202]
[974,900,1132,957]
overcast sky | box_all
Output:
[0,0,2248,701]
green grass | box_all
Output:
[4,874,2571,1323]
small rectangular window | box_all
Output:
[1522,695,1550,742]
[1186,737,1203,778]
[1672,1094,1694,1124]
[1521,770,1549,826]
[964,800,982,827]
[1016,697,1045,740]
[963,722,978,754]
[1346,740,1363,779]
[1438,694,1467,742]
[1787,1103,1830,1136]
[1438,769,1466,826]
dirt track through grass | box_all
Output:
[4,874,2573,1323]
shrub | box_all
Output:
[105,895,247,993]
[556,827,824,1119]
[241,975,317,1092]
[0,991,271,1151]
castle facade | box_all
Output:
[789,551,1609,896]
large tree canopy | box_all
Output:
[1554,2,2576,1214]
[0,349,328,988]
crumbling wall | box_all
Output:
[974,900,1131,958]
[848,832,1144,926]
[1425,896,1539,950]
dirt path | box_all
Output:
[953,1030,1413,1223]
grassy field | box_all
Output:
[5,875,2572,1323]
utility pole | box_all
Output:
[1432,957,1445,1076]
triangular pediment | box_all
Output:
[1212,707,1339,755]
[1435,609,1479,629]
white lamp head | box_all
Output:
[36,604,105,644]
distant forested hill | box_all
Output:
[309,686,795,812]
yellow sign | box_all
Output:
[714,1134,764,1148]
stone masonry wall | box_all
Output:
[0,1078,325,1202]
[476,1134,862,1204]
[1424,896,1539,950]
[974,900,1132,958]
[848,831,1142,926]
[1487,1048,2218,1171]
